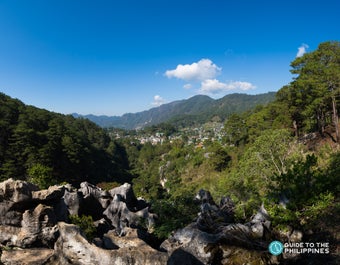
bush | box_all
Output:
[69,214,96,241]
[28,163,55,189]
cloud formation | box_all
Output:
[152,95,166,106]
[165,58,257,96]
[183,83,192,89]
[296,43,309,57]
[199,79,256,94]
[165,59,221,81]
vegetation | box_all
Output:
[78,92,276,129]
[69,214,96,241]
[0,94,131,185]
[0,40,339,243]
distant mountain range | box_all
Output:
[73,92,276,129]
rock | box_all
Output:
[0,210,22,226]
[1,248,54,265]
[32,185,65,202]
[195,189,216,205]
[103,194,139,235]
[19,204,59,247]
[78,182,110,220]
[103,193,156,236]
[0,179,300,265]
[108,183,137,209]
[53,222,168,265]
[63,190,82,216]
[195,191,236,233]
[103,227,150,249]
[0,225,21,246]
[289,229,303,242]
[0,178,38,204]
[0,204,59,248]
[0,179,38,227]
[161,194,271,264]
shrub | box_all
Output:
[69,214,96,241]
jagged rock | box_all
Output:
[32,185,65,202]
[19,204,59,247]
[103,193,155,236]
[108,183,137,209]
[53,222,168,265]
[195,189,216,205]
[0,178,38,204]
[0,225,21,245]
[195,189,235,232]
[161,191,272,264]
[1,248,54,265]
[0,179,58,248]
[0,204,58,248]
[104,227,150,249]
[0,179,38,227]
[78,182,111,220]
[0,208,22,226]
[93,218,112,237]
[0,179,294,265]
[63,190,82,216]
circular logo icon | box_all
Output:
[268,241,284,255]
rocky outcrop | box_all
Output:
[162,190,273,264]
[0,179,307,265]
[1,248,54,265]
[52,222,168,265]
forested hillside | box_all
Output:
[0,93,131,186]
[75,92,276,129]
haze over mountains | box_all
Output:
[73,92,276,129]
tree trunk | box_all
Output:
[332,95,339,143]
[293,120,299,137]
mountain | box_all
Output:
[74,92,276,129]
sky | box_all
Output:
[0,0,339,116]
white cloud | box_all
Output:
[199,79,256,94]
[165,59,221,81]
[296,43,309,57]
[183,83,192,89]
[152,95,166,106]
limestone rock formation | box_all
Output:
[162,189,272,264]
[1,248,54,265]
[52,222,169,265]
[0,179,310,265]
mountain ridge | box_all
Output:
[73,92,276,129]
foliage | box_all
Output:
[266,153,338,228]
[27,163,56,189]
[207,143,231,172]
[279,41,340,139]
[0,92,131,185]
[69,214,96,241]
[151,193,199,239]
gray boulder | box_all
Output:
[53,222,168,265]
[1,248,54,265]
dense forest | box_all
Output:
[0,41,339,243]
[0,95,131,186]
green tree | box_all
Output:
[28,163,55,189]
[224,113,248,146]
[289,41,340,141]
[208,144,231,172]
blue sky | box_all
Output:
[1,0,339,116]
